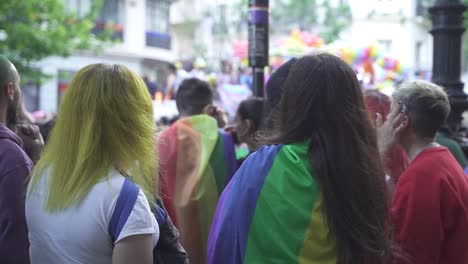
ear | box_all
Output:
[202,104,216,116]
[224,124,235,134]
[2,82,14,101]
[396,115,410,136]
[245,119,255,133]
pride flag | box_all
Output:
[157,115,237,264]
[207,142,337,264]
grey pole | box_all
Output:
[248,0,269,97]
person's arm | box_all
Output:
[0,166,30,264]
[17,124,44,164]
[165,75,175,100]
[203,105,227,128]
[18,99,35,124]
[112,234,153,264]
[111,189,158,264]
[392,177,443,264]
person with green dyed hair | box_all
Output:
[26,64,159,264]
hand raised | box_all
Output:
[376,100,408,157]
[17,124,44,164]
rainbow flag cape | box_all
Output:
[157,115,237,264]
[207,142,337,264]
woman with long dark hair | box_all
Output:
[207,53,392,263]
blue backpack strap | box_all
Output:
[108,178,140,243]
[154,206,168,225]
[154,199,168,225]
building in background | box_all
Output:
[342,0,432,78]
[30,0,446,113]
[170,0,433,77]
[30,0,175,113]
[170,0,245,70]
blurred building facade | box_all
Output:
[30,0,175,113]
[170,0,246,70]
[29,0,440,112]
[169,0,433,76]
[342,0,433,78]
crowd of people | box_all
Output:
[159,60,253,101]
[1,52,468,264]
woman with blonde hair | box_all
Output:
[26,64,159,264]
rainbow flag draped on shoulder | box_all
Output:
[157,114,237,264]
[207,142,337,264]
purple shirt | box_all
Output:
[0,123,33,263]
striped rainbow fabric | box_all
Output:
[207,142,337,264]
[157,114,237,264]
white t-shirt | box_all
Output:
[26,169,159,264]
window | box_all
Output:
[217,4,228,34]
[97,0,125,25]
[378,40,393,54]
[64,0,92,17]
[93,0,125,40]
[415,41,423,70]
[57,70,77,105]
[374,0,400,15]
[463,50,468,73]
[415,0,433,17]
[146,0,171,49]
[23,81,40,112]
[146,0,170,34]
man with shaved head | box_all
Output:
[0,57,21,126]
[0,56,42,263]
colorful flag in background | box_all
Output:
[157,115,237,264]
[207,142,337,264]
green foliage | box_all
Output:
[321,1,353,43]
[232,0,249,27]
[0,0,110,83]
[464,0,468,28]
[271,0,319,29]
[230,0,352,43]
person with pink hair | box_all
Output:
[364,90,410,201]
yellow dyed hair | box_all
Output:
[29,64,157,211]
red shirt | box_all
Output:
[392,147,468,264]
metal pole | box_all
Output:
[248,0,269,97]
[429,0,467,148]
[253,68,265,97]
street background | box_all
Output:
[1,0,466,123]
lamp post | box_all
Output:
[429,0,467,145]
[248,0,269,97]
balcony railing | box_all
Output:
[92,21,124,41]
[146,31,171,49]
